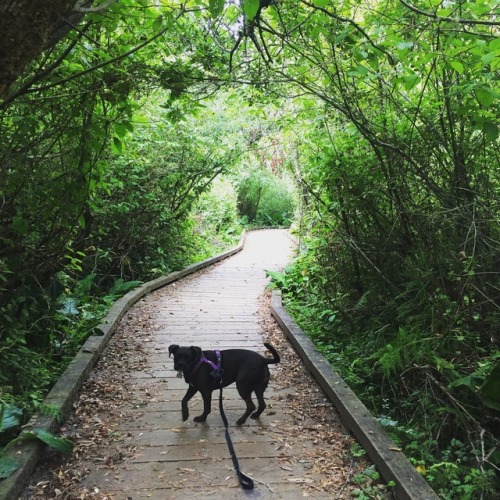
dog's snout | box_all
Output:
[173,359,188,373]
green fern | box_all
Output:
[378,328,441,379]
[378,328,409,378]
[39,403,64,423]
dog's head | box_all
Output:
[168,344,202,374]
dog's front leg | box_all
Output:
[181,385,198,421]
[193,390,212,422]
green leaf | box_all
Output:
[243,0,260,20]
[152,14,163,31]
[112,136,123,154]
[209,0,225,18]
[489,38,500,51]
[475,87,495,107]
[115,122,130,138]
[0,404,22,432]
[313,0,330,6]
[18,429,73,454]
[107,278,142,298]
[0,455,19,480]
[265,269,286,283]
[482,121,499,142]
[481,52,497,65]
[356,65,369,76]
[449,60,464,74]
[449,375,475,389]
[12,216,28,235]
[436,7,452,17]
[78,214,86,229]
[404,74,420,90]
[479,362,500,410]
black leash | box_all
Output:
[218,386,255,490]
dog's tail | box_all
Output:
[263,342,280,364]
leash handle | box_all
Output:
[219,387,255,490]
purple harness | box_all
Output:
[190,350,223,379]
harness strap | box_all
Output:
[219,386,255,490]
[189,350,221,377]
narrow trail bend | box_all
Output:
[23,229,378,499]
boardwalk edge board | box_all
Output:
[0,233,246,500]
[270,291,439,500]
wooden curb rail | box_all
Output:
[0,234,246,500]
[270,291,439,500]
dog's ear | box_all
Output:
[168,344,179,357]
[190,346,202,360]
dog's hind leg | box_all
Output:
[250,388,267,420]
[236,397,256,426]
[236,383,256,425]
[250,368,270,420]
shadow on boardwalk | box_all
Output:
[22,229,378,499]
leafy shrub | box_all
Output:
[236,170,295,226]
[192,177,242,252]
[256,179,296,226]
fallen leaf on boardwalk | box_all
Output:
[178,468,196,473]
[287,477,314,484]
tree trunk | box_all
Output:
[0,0,89,97]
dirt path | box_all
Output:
[22,229,379,499]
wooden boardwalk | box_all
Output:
[23,229,373,499]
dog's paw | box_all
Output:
[193,415,207,422]
[236,417,247,426]
[251,408,264,419]
[182,409,189,421]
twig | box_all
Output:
[337,458,355,497]
[252,477,274,492]
[74,0,118,13]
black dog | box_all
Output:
[168,342,280,425]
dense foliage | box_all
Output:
[0,0,498,497]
